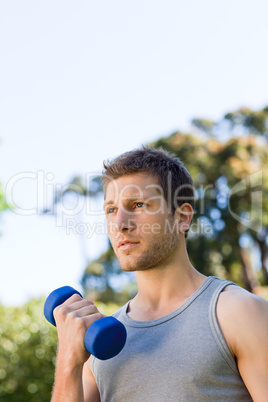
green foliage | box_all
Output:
[82,246,137,305]
[94,301,123,316]
[0,183,9,214]
[191,118,216,136]
[0,297,122,402]
[82,105,268,299]
[0,298,57,402]
[224,105,268,137]
[151,116,268,292]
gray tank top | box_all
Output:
[91,276,252,401]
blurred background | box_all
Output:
[1,0,268,400]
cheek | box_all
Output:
[106,223,116,242]
[136,219,163,237]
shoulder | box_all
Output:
[216,283,268,400]
[216,283,268,357]
[217,283,268,320]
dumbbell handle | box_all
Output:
[44,286,127,360]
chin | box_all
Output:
[118,257,153,272]
[120,266,137,272]
[118,261,137,272]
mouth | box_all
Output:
[118,241,139,251]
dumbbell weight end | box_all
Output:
[44,286,127,360]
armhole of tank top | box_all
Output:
[90,355,96,379]
[208,281,240,375]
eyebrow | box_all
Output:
[103,197,147,208]
[103,200,114,208]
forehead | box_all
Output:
[105,173,162,201]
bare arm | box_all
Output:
[83,357,101,402]
[50,294,101,402]
[217,286,268,402]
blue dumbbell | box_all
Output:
[44,286,127,360]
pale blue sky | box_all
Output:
[0,0,268,305]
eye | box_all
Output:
[106,206,116,214]
[135,202,145,209]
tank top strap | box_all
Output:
[208,278,240,375]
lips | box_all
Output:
[118,240,139,250]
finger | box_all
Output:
[54,301,95,325]
[61,293,83,306]
[55,300,94,318]
[54,297,94,319]
[72,304,100,317]
[82,312,104,327]
[65,299,94,312]
[60,294,94,308]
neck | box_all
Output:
[129,237,206,320]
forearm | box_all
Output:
[49,294,102,401]
[51,360,84,402]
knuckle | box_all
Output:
[69,294,82,302]
[83,299,93,307]
[58,306,69,318]
[76,317,86,331]
[95,312,104,320]
[89,304,98,313]
[54,305,69,323]
[68,310,78,320]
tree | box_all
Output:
[152,131,268,292]
[81,106,268,299]
[0,183,8,214]
[0,180,9,227]
[188,105,268,290]
[0,297,120,401]
[0,298,57,401]
[0,145,11,238]
[82,245,138,304]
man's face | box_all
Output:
[104,173,180,272]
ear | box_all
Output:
[174,203,194,234]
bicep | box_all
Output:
[236,297,268,402]
[82,357,100,402]
[217,288,268,401]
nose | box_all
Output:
[114,208,136,232]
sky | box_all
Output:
[0,0,268,306]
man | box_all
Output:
[51,147,268,401]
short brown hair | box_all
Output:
[102,146,195,237]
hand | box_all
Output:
[53,294,104,367]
